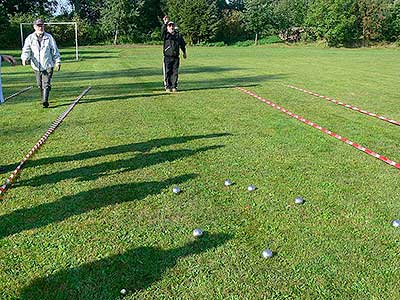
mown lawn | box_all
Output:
[0,44,399,299]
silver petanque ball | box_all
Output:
[294,197,304,204]
[247,185,256,192]
[120,288,127,296]
[392,220,400,228]
[192,228,204,237]
[172,186,181,194]
[224,179,233,186]
[262,248,273,258]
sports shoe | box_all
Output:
[43,101,49,108]
[165,88,172,92]
[172,88,178,93]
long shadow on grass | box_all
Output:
[75,74,283,92]
[3,73,285,107]
[61,49,118,55]
[1,69,35,76]
[19,232,232,300]
[62,55,120,63]
[75,83,261,105]
[18,145,223,187]
[56,66,246,81]
[60,74,285,105]
[5,66,247,85]
[0,173,197,239]
[1,133,229,174]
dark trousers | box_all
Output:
[35,67,53,89]
[35,68,53,105]
[163,56,180,89]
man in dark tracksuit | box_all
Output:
[162,16,187,92]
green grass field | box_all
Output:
[1,45,399,300]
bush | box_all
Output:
[143,40,163,45]
[232,36,282,47]
[195,41,226,47]
[258,35,283,44]
[6,13,37,48]
[233,40,254,47]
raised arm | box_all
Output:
[161,15,168,39]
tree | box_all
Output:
[68,0,104,25]
[166,0,220,44]
[135,0,164,41]
[216,8,246,43]
[243,0,272,45]
[358,0,391,45]
[225,0,245,10]
[306,0,361,46]
[272,0,309,41]
[100,0,143,44]
[1,0,58,15]
[381,0,400,41]
[0,4,10,45]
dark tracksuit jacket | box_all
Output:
[161,24,186,89]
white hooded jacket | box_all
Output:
[21,32,61,71]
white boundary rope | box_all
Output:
[237,87,400,170]
[3,86,33,103]
[287,85,400,126]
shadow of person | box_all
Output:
[0,133,230,174]
[19,233,232,300]
[0,173,197,239]
[18,145,223,187]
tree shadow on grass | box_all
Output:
[61,49,118,55]
[44,85,252,108]
[0,173,197,240]
[5,66,247,85]
[19,232,232,300]
[1,133,230,174]
[55,73,286,106]
[58,66,247,81]
[1,69,35,76]
[61,55,120,63]
[17,145,223,187]
[2,72,286,107]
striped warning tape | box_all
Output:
[3,86,33,102]
[237,87,400,170]
[0,86,92,198]
[287,85,400,126]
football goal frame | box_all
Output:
[20,22,79,61]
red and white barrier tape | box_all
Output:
[287,85,400,126]
[0,86,92,198]
[237,87,400,170]
[4,86,33,102]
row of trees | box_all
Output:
[0,0,399,47]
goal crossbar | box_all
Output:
[20,22,79,61]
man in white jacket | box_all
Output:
[21,19,61,108]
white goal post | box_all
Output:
[20,22,79,61]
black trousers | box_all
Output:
[163,56,180,89]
